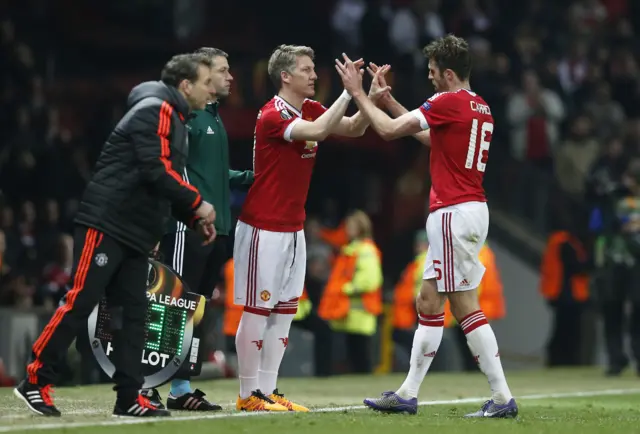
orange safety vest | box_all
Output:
[444,243,505,327]
[392,254,424,329]
[320,222,349,249]
[539,231,589,302]
[223,259,243,336]
[318,239,383,321]
[300,289,309,302]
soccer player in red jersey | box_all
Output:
[336,35,518,418]
[233,44,389,412]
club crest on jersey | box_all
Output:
[260,290,271,301]
[280,109,292,120]
[304,141,317,150]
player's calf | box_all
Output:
[365,280,445,413]
[450,292,514,406]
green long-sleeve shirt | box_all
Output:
[168,102,253,236]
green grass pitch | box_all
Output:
[1,368,639,434]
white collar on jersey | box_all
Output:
[274,95,303,117]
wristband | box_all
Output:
[340,90,352,101]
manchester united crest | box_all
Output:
[260,290,271,301]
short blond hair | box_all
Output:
[267,44,315,89]
[347,210,373,240]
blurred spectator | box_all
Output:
[556,40,589,97]
[585,136,628,232]
[584,83,626,141]
[599,158,640,375]
[38,234,73,310]
[568,0,608,38]
[37,199,62,263]
[540,219,591,367]
[0,230,8,278]
[418,0,445,44]
[449,0,494,40]
[507,70,565,169]
[359,0,393,65]
[331,0,367,53]
[555,114,600,196]
[0,273,37,308]
[305,216,333,307]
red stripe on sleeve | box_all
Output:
[157,101,202,208]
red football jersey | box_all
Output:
[411,89,493,212]
[239,96,327,232]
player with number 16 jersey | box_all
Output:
[335,34,517,419]
[411,88,493,213]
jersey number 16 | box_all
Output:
[465,119,493,173]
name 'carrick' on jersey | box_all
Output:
[239,96,327,232]
[410,88,493,212]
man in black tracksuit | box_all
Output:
[14,53,217,418]
[142,47,253,411]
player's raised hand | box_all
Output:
[353,58,365,70]
[335,53,364,95]
[367,63,391,104]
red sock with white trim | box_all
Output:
[396,313,444,399]
[461,310,512,404]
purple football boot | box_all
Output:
[363,391,418,414]
[464,398,518,418]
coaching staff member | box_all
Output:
[142,47,253,412]
[14,52,217,418]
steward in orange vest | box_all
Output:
[539,230,590,367]
[540,231,589,304]
[318,210,382,373]
[319,221,349,250]
[223,258,243,342]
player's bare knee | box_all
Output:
[416,278,446,315]
[448,289,481,321]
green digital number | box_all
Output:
[146,303,165,351]
[177,309,187,352]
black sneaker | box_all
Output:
[139,388,165,409]
[167,389,222,411]
[13,380,61,417]
[113,395,171,417]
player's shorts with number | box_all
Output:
[423,201,488,292]
[233,220,306,310]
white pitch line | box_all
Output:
[2,388,640,433]
[1,409,102,420]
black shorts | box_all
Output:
[160,230,229,298]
